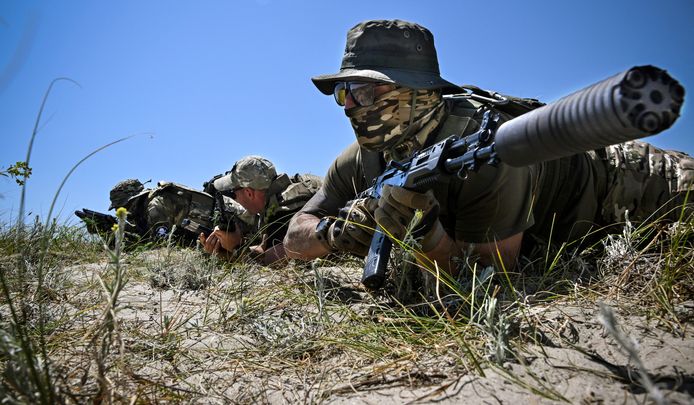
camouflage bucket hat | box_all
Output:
[109,179,144,210]
[312,19,460,95]
[213,156,277,192]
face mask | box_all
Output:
[346,87,444,155]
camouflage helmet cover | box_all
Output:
[311,19,460,95]
[213,156,277,192]
[109,179,144,210]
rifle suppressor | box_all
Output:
[495,65,684,167]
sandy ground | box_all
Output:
[51,252,694,404]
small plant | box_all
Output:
[0,161,32,186]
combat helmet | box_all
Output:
[213,156,277,192]
[311,19,460,95]
[109,179,144,210]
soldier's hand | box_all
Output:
[375,185,445,251]
[315,198,378,256]
[200,227,242,255]
[200,229,224,254]
[200,231,222,254]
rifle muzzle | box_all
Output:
[495,65,685,167]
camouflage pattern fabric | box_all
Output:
[106,179,259,245]
[346,87,445,161]
[295,173,323,196]
[263,174,322,223]
[109,179,145,210]
[598,141,694,224]
[146,182,216,237]
[281,174,322,208]
[213,156,277,192]
[257,173,323,247]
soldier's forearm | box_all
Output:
[284,213,331,260]
[414,231,523,277]
[413,231,459,276]
[262,243,288,266]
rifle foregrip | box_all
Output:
[362,227,392,290]
[495,65,684,167]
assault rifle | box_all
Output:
[75,208,117,235]
[361,65,685,290]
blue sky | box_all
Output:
[2,0,693,224]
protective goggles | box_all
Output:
[333,82,377,107]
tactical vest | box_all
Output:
[254,173,322,247]
[264,173,322,217]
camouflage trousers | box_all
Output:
[594,140,694,225]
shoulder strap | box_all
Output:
[456,84,545,117]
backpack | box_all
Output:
[147,181,216,236]
[278,173,323,211]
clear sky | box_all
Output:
[2,0,693,224]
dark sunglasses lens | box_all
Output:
[349,83,374,106]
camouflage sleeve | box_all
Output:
[300,142,368,218]
[599,140,694,224]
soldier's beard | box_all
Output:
[346,88,444,161]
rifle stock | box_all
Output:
[361,65,685,290]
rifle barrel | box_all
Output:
[495,65,684,167]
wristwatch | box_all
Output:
[314,216,335,251]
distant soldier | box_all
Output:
[102,178,250,245]
[107,178,153,237]
[200,156,321,265]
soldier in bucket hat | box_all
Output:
[284,19,693,278]
[200,156,322,265]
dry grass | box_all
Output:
[1,207,693,403]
